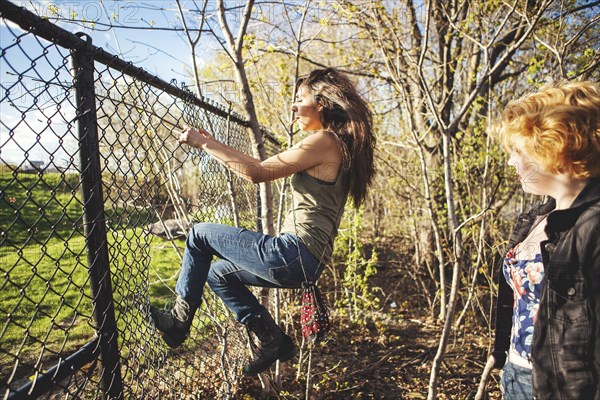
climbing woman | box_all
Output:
[150,68,376,375]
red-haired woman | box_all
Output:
[491,81,600,399]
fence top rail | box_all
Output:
[0,0,280,145]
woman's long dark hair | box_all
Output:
[297,68,376,208]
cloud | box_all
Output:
[1,102,78,167]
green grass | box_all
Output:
[1,172,83,247]
[0,235,93,362]
[0,171,188,384]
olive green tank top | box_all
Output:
[279,169,348,264]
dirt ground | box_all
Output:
[240,238,504,399]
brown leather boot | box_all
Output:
[243,309,296,375]
[150,296,199,348]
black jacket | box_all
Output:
[493,178,600,400]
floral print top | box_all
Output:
[503,248,545,367]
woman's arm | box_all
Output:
[586,222,600,396]
[492,270,513,369]
[178,127,341,183]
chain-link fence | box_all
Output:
[1,1,284,398]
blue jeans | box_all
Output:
[501,361,533,400]
[175,223,321,323]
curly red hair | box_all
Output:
[495,81,600,179]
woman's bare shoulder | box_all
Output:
[300,130,339,147]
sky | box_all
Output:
[8,1,206,77]
[0,1,214,166]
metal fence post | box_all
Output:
[72,32,124,400]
